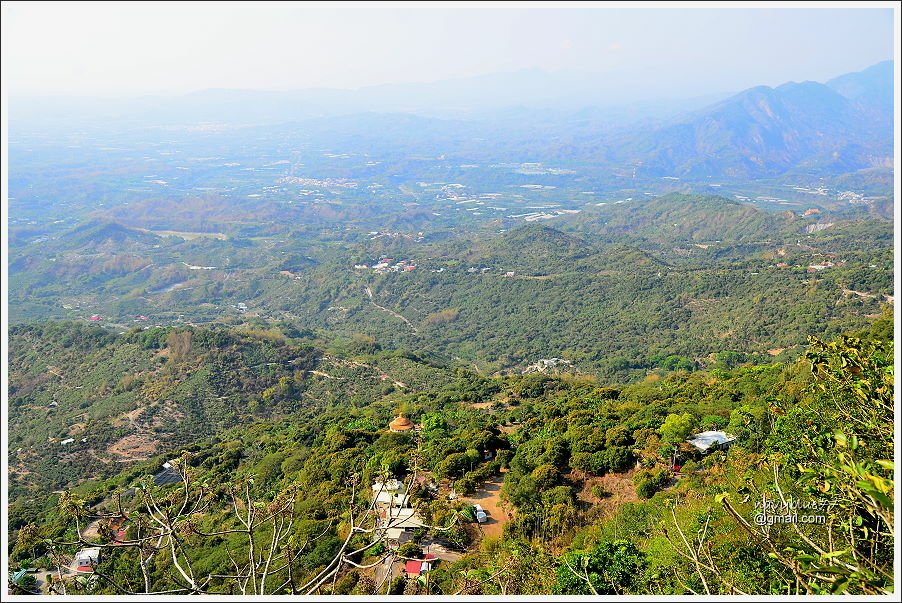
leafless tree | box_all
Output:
[51,453,463,595]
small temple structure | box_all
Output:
[389,414,414,433]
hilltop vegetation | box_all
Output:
[7,314,893,595]
[7,195,893,381]
[583,194,790,243]
[8,321,464,499]
[5,58,895,595]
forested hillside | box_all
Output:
[8,195,893,380]
[8,322,462,499]
[6,14,896,597]
[7,315,893,595]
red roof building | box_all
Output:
[405,560,422,576]
[404,554,437,577]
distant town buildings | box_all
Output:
[361,257,417,274]
[521,358,573,375]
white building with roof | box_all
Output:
[687,431,737,453]
[75,547,101,571]
[379,507,425,540]
[371,479,413,509]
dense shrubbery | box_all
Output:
[634,467,671,499]
[9,197,894,381]
[7,313,893,595]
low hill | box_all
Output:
[7,321,459,498]
[579,194,791,244]
[475,224,594,269]
[60,219,163,250]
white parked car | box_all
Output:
[473,504,488,523]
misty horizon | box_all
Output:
[3,4,894,98]
[6,59,894,102]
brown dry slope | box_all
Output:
[577,469,639,521]
[462,478,510,539]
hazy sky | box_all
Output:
[2,2,896,97]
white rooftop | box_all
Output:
[373,491,410,507]
[385,527,406,540]
[687,431,736,452]
[77,547,101,561]
[372,479,403,493]
[380,507,423,530]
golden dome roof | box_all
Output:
[389,415,414,431]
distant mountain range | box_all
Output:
[827,60,894,117]
[618,61,893,179]
[10,61,894,182]
[9,68,731,127]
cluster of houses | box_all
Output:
[52,432,87,447]
[366,231,426,243]
[769,256,845,272]
[87,314,149,323]
[521,357,572,375]
[276,176,358,189]
[465,266,493,274]
[807,259,844,273]
[376,416,456,581]
[355,258,417,274]
[371,478,439,579]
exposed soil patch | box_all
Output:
[108,433,158,460]
[461,478,511,540]
[80,519,102,541]
[576,469,639,520]
[842,289,876,299]
[150,401,186,429]
[112,405,148,429]
[11,371,53,398]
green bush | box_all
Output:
[634,468,670,499]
